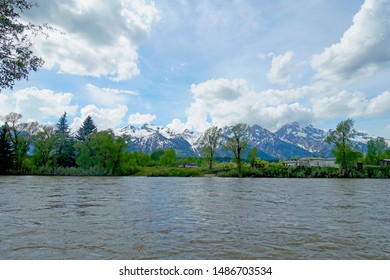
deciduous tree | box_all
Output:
[1,0,49,91]
[1,112,37,171]
[247,146,259,168]
[31,124,56,167]
[225,123,249,177]
[365,137,389,165]
[201,126,222,171]
[326,118,362,176]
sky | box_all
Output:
[1,0,390,138]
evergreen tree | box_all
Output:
[0,125,13,173]
[53,112,75,167]
[56,112,71,137]
[76,115,97,142]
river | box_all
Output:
[0,176,389,259]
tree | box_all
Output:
[151,149,164,163]
[1,0,49,91]
[247,146,259,168]
[1,112,37,171]
[225,123,249,177]
[31,124,56,167]
[201,126,222,171]
[326,119,362,176]
[53,112,75,167]
[75,130,128,175]
[76,115,97,142]
[365,137,389,165]
[0,124,13,173]
[179,156,198,168]
[159,148,177,167]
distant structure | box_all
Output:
[379,159,390,166]
[284,157,338,168]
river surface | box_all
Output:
[0,176,389,259]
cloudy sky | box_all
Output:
[1,0,390,138]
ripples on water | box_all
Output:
[0,176,389,259]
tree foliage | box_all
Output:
[0,0,49,91]
[76,115,97,142]
[225,123,249,177]
[53,112,76,167]
[201,126,222,171]
[31,124,56,167]
[0,124,13,173]
[0,112,37,171]
[159,148,177,167]
[326,118,362,176]
[247,146,259,167]
[75,130,129,175]
[365,137,389,165]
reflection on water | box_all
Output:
[0,176,389,259]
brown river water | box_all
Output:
[0,176,389,259]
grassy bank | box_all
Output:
[7,164,390,178]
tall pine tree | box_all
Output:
[53,112,76,167]
[0,125,14,174]
[76,115,97,142]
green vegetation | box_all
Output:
[1,113,389,178]
[225,123,250,177]
[201,126,222,171]
[326,118,363,177]
[1,0,50,91]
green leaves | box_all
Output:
[75,130,128,175]
[225,123,250,177]
[1,0,46,90]
[326,118,363,176]
[201,126,222,170]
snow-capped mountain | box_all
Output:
[275,122,330,155]
[118,122,382,160]
[275,122,379,156]
[118,124,201,157]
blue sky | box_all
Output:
[1,0,390,138]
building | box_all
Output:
[285,157,338,168]
[379,159,390,166]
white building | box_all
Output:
[285,157,338,168]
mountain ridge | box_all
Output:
[118,122,386,160]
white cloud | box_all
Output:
[27,0,160,81]
[267,51,294,84]
[0,87,78,123]
[183,78,314,132]
[311,90,390,119]
[166,118,189,133]
[86,84,139,107]
[71,104,128,131]
[366,91,390,116]
[311,0,390,82]
[128,112,156,125]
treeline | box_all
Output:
[0,112,183,176]
[1,113,390,177]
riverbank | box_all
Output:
[5,165,390,178]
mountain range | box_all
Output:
[117,122,384,160]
